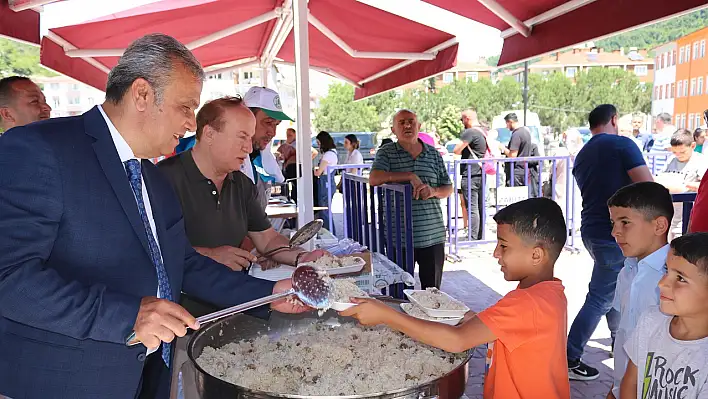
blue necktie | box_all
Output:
[124,159,174,367]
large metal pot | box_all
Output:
[187,299,471,399]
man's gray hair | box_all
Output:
[393,108,417,121]
[105,33,205,104]
[657,112,672,124]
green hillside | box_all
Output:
[596,9,708,51]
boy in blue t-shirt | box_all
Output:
[567,104,654,380]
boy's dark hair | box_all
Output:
[607,182,673,223]
[588,104,617,130]
[670,129,694,147]
[493,198,567,261]
[670,233,708,275]
[694,128,704,140]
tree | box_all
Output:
[313,83,380,132]
[0,38,56,77]
[427,104,463,142]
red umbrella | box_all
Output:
[422,0,708,66]
[40,0,458,99]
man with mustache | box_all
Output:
[369,109,452,289]
[0,76,52,131]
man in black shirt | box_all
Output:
[158,97,325,315]
[453,109,487,239]
[501,113,538,197]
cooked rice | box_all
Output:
[309,254,362,270]
[409,288,466,311]
[196,323,465,395]
[328,277,368,303]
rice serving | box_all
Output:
[409,288,466,311]
[401,303,461,321]
[328,277,368,303]
[195,323,466,395]
[309,254,362,270]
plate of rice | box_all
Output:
[400,303,463,326]
[325,277,369,311]
[300,254,366,275]
[404,288,469,318]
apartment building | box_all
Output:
[528,47,654,83]
[33,75,105,118]
[673,27,708,130]
[651,42,677,116]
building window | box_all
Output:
[694,42,700,60]
[565,67,577,78]
[662,53,667,69]
[88,97,95,105]
[52,96,60,108]
[672,50,677,65]
[442,72,454,83]
[699,77,705,95]
[243,71,253,80]
[697,114,703,129]
[687,45,692,61]
[50,83,60,90]
[702,40,707,58]
[671,82,675,98]
[680,47,685,64]
[68,96,80,105]
[685,79,689,96]
[634,65,648,76]
[466,72,479,82]
[682,114,687,129]
[678,81,683,97]
[691,78,697,96]
[71,84,79,90]
[689,114,695,130]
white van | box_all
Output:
[491,110,544,157]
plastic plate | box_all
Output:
[400,303,463,326]
[403,289,470,318]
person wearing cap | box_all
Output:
[241,87,292,209]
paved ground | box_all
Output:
[438,244,615,399]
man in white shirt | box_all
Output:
[241,86,292,210]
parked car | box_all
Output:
[312,132,378,164]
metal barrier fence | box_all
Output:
[448,156,578,255]
[646,152,672,175]
[325,164,371,234]
[673,192,698,234]
[341,172,414,298]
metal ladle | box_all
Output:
[125,265,331,347]
[252,219,324,265]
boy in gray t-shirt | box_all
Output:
[620,233,708,398]
[656,129,708,239]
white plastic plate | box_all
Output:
[403,289,470,318]
[300,256,366,276]
[330,301,357,311]
[400,303,463,326]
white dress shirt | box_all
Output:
[99,106,163,353]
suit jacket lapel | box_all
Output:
[84,107,152,259]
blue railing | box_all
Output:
[449,156,578,254]
[341,172,414,298]
[672,192,698,234]
[326,164,370,235]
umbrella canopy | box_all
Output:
[423,0,708,66]
[40,0,458,99]
[0,0,42,45]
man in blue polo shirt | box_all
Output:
[370,109,453,289]
[567,104,653,381]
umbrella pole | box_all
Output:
[293,0,315,237]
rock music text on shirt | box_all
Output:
[642,352,700,399]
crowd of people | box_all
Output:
[3,32,708,399]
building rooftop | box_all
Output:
[530,48,653,68]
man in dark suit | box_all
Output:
[0,34,308,399]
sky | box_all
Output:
[40,0,503,60]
